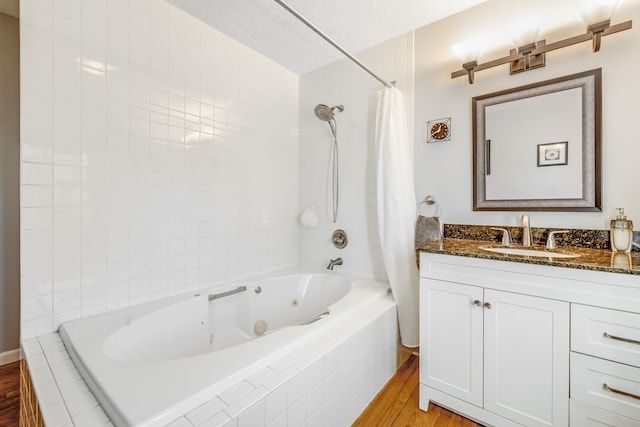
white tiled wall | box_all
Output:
[20,0,299,339]
[297,34,415,279]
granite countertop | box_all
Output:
[417,238,640,276]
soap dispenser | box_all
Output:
[610,208,633,253]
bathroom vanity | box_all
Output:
[418,241,640,427]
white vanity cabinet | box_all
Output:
[421,277,569,427]
[419,252,640,427]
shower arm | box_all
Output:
[272,0,394,89]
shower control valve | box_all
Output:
[331,229,348,249]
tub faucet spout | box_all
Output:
[326,257,343,270]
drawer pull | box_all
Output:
[603,383,640,401]
[603,332,640,346]
[473,299,482,306]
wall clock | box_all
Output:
[426,117,451,143]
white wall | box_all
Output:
[19,0,299,339]
[415,0,640,230]
[298,33,414,279]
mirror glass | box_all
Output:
[472,69,602,211]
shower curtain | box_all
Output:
[375,86,419,347]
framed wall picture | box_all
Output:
[537,141,568,167]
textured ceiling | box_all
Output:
[166,0,488,75]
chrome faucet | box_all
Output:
[521,214,533,247]
[326,257,343,270]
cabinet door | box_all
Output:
[420,278,483,407]
[484,289,569,427]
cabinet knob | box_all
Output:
[484,302,492,309]
[473,299,482,306]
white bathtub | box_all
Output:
[59,270,391,426]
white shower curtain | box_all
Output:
[375,86,419,347]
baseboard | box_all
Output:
[0,349,20,365]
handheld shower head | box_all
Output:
[314,104,344,121]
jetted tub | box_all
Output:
[59,270,390,426]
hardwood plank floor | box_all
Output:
[354,355,482,427]
[0,361,20,427]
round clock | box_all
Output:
[426,118,451,143]
[430,122,449,140]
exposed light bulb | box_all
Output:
[579,0,623,24]
[451,39,485,63]
[508,16,542,48]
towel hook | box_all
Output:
[417,195,441,218]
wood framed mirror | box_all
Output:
[472,69,602,211]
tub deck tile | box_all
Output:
[268,355,297,374]
[246,367,277,389]
[56,378,89,401]
[262,366,298,392]
[305,335,331,352]
[219,380,254,406]
[185,396,227,425]
[223,386,268,419]
[198,410,231,427]
[33,380,62,407]
[41,400,72,426]
[235,398,265,426]
[70,404,111,426]
[166,416,193,427]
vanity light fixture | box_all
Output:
[452,15,632,84]
[452,39,485,84]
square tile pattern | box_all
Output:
[22,296,398,426]
[19,0,300,339]
[20,0,415,340]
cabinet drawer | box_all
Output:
[571,400,640,426]
[571,353,640,421]
[572,304,640,367]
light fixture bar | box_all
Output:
[451,52,521,79]
[451,19,632,83]
[532,20,631,55]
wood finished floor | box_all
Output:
[0,361,19,427]
[354,355,481,426]
[0,355,479,427]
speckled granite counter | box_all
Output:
[417,239,640,276]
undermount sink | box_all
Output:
[478,245,580,259]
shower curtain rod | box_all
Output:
[272,0,394,88]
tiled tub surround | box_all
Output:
[20,0,300,341]
[21,287,398,426]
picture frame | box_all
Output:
[537,141,568,167]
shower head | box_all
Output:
[314,104,344,121]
